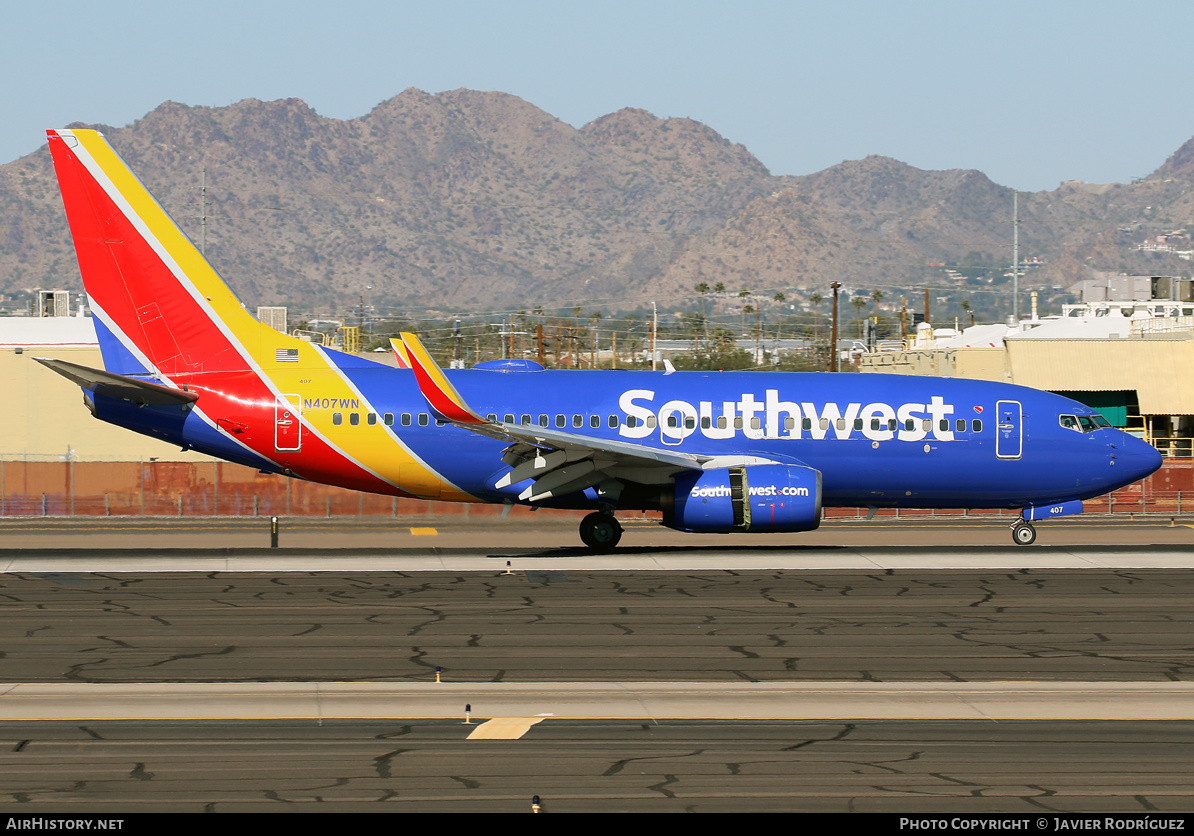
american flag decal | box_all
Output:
[275,348,299,363]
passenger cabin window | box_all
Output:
[956,419,965,433]
[556,414,566,428]
[538,414,548,427]
[384,413,394,426]
[487,414,497,423]
[504,414,515,424]
[972,419,982,433]
[590,415,600,429]
[332,413,343,425]
[608,415,618,428]
[349,413,360,426]
[521,414,531,425]
[574,414,584,428]
[401,413,411,426]
[418,413,429,427]
[367,413,377,426]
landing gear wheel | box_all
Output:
[580,512,622,552]
[1011,521,1036,546]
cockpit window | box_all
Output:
[1060,413,1111,433]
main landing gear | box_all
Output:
[580,511,623,552]
[1011,520,1037,546]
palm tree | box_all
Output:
[809,292,824,349]
[851,296,868,339]
[694,282,710,342]
[588,311,603,368]
[773,291,786,341]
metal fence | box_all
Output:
[1,459,1190,521]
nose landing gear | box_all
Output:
[579,511,622,552]
[1011,520,1037,546]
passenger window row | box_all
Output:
[332,412,398,426]
[326,411,985,435]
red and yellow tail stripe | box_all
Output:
[48,128,471,501]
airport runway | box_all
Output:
[1,517,1192,812]
[3,719,1193,813]
[2,567,1194,683]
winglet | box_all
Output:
[388,338,413,369]
[399,332,487,425]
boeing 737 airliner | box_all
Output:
[37,129,1162,550]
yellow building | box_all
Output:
[3,316,215,463]
[859,312,1194,457]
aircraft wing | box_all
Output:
[35,357,199,406]
[398,333,712,502]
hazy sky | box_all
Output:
[4,0,1190,192]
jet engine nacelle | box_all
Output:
[668,464,822,533]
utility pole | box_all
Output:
[537,323,544,366]
[200,167,207,256]
[651,301,658,372]
[1012,190,1020,322]
[755,307,761,366]
[829,281,841,372]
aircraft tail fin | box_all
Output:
[46,128,286,378]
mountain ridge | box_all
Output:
[2,91,1191,318]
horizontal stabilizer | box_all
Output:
[35,358,198,406]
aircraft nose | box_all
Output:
[1114,433,1163,484]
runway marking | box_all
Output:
[409,527,438,536]
[5,682,1194,722]
[466,717,544,739]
